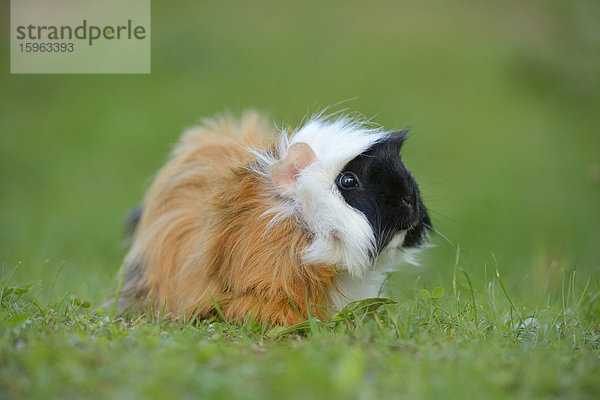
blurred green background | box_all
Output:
[1,0,599,305]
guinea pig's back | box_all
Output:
[176,111,274,167]
[118,112,275,314]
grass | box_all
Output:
[2,261,599,399]
[1,0,599,398]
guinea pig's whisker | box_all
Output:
[424,223,454,247]
[428,209,461,226]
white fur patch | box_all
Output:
[288,117,387,177]
[251,115,391,277]
[296,163,375,277]
[291,117,392,277]
[328,231,428,311]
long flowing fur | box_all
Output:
[115,112,336,326]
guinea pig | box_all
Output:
[113,111,431,326]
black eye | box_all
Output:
[337,171,360,190]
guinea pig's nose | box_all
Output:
[400,194,414,209]
[400,191,419,214]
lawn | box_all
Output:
[1,0,599,399]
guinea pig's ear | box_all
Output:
[271,142,317,198]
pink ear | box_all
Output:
[271,142,317,198]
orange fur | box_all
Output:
[117,112,336,326]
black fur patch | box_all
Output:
[336,132,431,255]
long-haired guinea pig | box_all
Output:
[113,111,431,326]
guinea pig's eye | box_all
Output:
[337,172,360,190]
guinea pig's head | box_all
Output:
[257,115,431,278]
